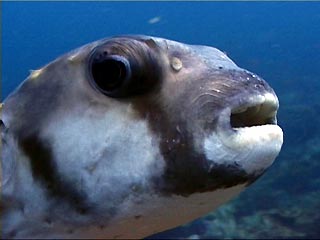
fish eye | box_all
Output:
[88,39,163,97]
[89,53,131,97]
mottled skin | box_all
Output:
[1,36,283,238]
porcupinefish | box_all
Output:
[1,35,283,238]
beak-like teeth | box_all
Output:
[230,93,279,129]
[231,106,248,114]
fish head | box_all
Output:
[1,36,283,238]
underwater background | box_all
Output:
[2,1,319,239]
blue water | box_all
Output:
[2,2,320,238]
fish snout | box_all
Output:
[205,104,282,179]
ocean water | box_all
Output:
[2,1,320,238]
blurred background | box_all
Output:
[2,2,320,238]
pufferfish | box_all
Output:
[1,35,283,238]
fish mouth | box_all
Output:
[230,92,279,129]
[205,92,283,175]
[217,92,282,134]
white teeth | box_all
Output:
[231,93,279,121]
[252,104,261,115]
[231,106,248,114]
[264,92,279,109]
[248,94,265,105]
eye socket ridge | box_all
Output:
[88,40,163,98]
[90,54,132,96]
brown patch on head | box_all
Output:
[111,38,267,196]
[131,90,254,196]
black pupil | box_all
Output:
[92,58,127,92]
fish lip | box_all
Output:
[215,91,283,145]
[225,92,279,130]
[206,92,283,175]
